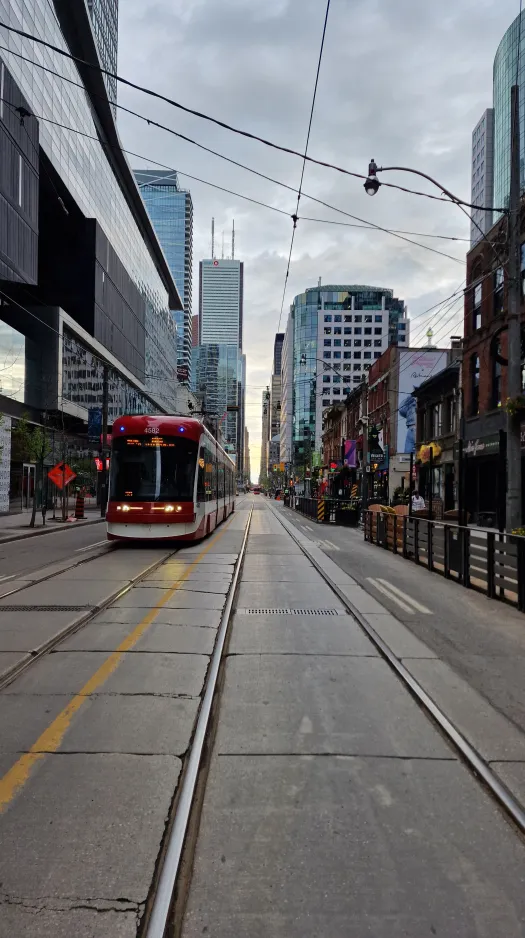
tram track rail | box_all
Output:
[142,505,253,938]
[270,504,525,837]
[0,540,180,692]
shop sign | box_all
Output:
[459,435,500,458]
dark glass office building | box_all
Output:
[0,1,184,510]
[134,170,194,384]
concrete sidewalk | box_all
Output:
[0,506,103,543]
[181,499,525,938]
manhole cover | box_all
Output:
[0,605,92,612]
[238,608,341,615]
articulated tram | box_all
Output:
[106,415,236,541]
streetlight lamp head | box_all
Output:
[364,158,380,196]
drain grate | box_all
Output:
[0,605,93,612]
[238,608,341,615]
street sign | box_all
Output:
[48,462,76,489]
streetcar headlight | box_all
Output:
[122,504,130,512]
[164,505,175,512]
[176,505,182,512]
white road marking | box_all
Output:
[304,525,314,531]
[376,579,432,614]
[0,574,16,582]
[323,539,340,551]
[366,577,415,614]
[75,539,108,552]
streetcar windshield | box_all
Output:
[109,435,197,502]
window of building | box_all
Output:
[334,315,342,323]
[334,327,342,335]
[344,327,352,335]
[354,327,362,335]
[324,327,332,334]
[343,363,351,371]
[324,315,332,322]
[353,364,361,372]
[364,328,372,335]
[354,339,362,347]
[353,375,361,383]
[493,267,504,317]
[323,399,330,406]
[344,352,351,359]
[333,351,341,359]
[324,339,331,347]
[374,352,381,359]
[446,395,457,434]
[18,154,23,208]
[333,339,341,347]
[375,315,382,323]
[344,340,352,347]
[323,352,331,359]
[374,328,382,335]
[354,315,362,323]
[344,315,352,323]
[365,315,372,323]
[374,339,382,347]
[492,340,502,408]
[0,64,4,121]
[333,375,341,383]
[473,282,482,331]
[333,387,341,394]
[432,403,442,437]
[364,340,372,347]
[521,245,525,297]
[323,375,330,383]
[363,364,371,372]
[364,351,372,359]
[471,354,480,415]
[398,323,406,331]
[354,351,361,359]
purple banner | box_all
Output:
[344,439,357,468]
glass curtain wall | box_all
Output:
[493,9,525,212]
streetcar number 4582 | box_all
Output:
[145,427,160,434]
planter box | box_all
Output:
[335,508,359,527]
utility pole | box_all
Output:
[506,84,522,532]
[100,364,109,518]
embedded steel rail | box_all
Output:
[145,507,253,938]
[0,544,178,691]
[271,504,525,837]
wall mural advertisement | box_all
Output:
[397,350,448,454]
[343,440,357,467]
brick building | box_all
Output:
[462,205,524,524]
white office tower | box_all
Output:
[199,259,244,348]
[470,109,495,246]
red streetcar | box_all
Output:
[106,415,236,542]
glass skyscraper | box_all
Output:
[191,344,243,462]
[282,286,408,469]
[135,170,194,384]
[87,0,119,106]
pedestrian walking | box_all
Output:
[411,489,425,511]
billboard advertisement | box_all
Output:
[343,440,357,467]
[397,350,448,454]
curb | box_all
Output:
[0,516,104,545]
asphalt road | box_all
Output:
[278,502,525,735]
[0,521,110,581]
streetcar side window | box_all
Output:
[197,446,206,503]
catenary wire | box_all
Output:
[277,0,331,335]
[0,46,476,248]
[0,23,506,212]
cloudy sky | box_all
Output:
[117,0,519,478]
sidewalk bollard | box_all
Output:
[317,498,325,523]
[74,493,85,520]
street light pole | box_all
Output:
[364,150,519,530]
[506,84,522,533]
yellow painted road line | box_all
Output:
[0,517,235,814]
